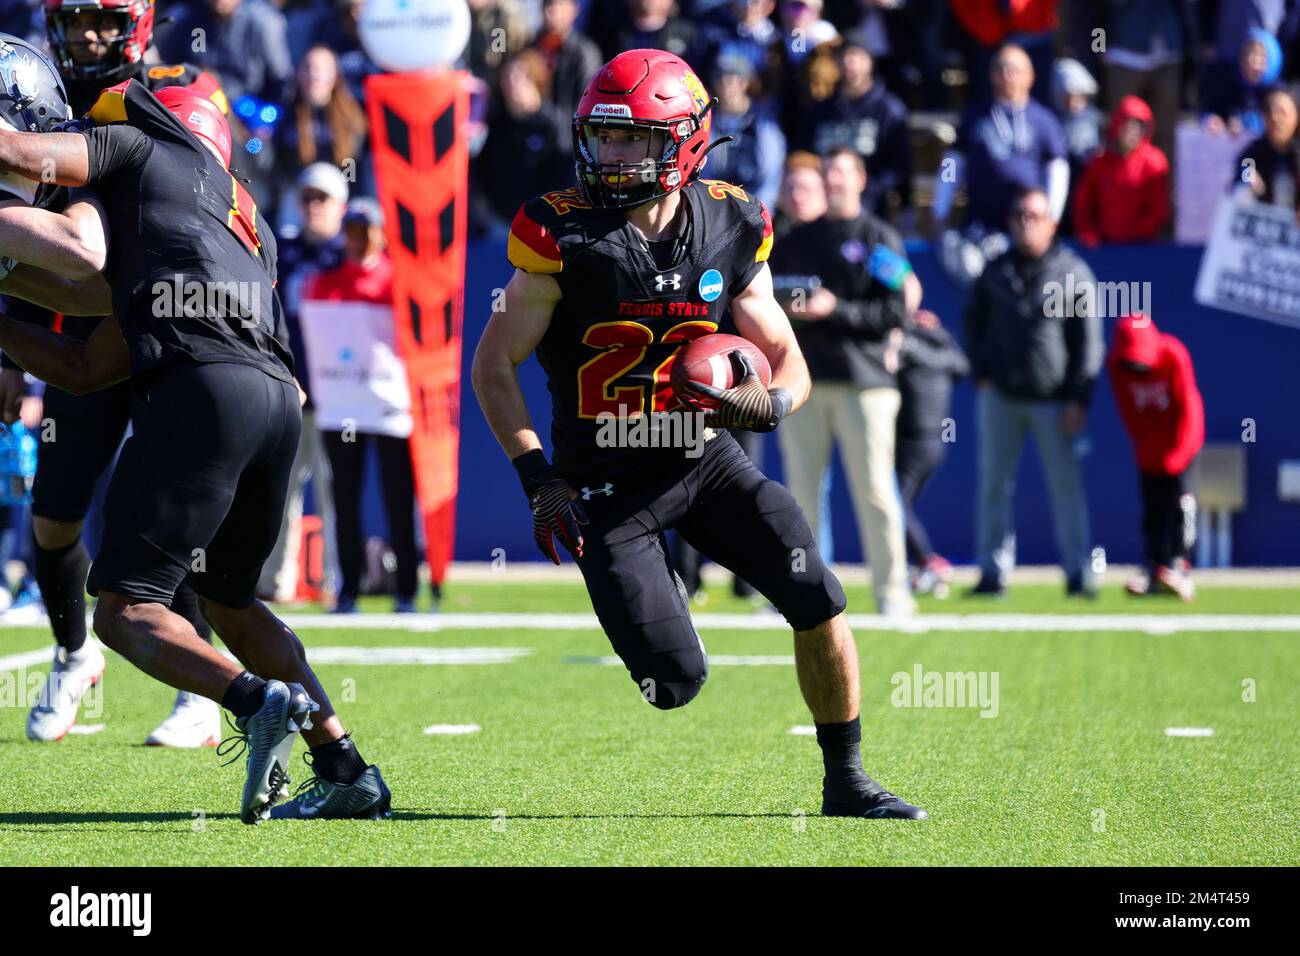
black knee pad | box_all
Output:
[633,645,709,710]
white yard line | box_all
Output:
[565,654,796,666]
[1165,727,1215,737]
[304,646,532,665]
[0,643,531,672]
[444,562,1300,587]
[276,612,1300,633]
[0,647,57,672]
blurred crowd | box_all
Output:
[0,0,1295,247]
[0,0,1265,612]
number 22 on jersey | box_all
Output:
[577,320,716,418]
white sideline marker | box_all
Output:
[423,723,481,735]
[1165,726,1214,737]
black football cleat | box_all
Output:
[270,764,392,820]
[1066,573,1099,599]
[968,573,1006,598]
[823,780,929,820]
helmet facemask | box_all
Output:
[47,6,140,84]
[573,106,709,210]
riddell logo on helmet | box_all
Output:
[590,103,632,118]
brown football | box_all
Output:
[669,333,772,408]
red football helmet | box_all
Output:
[573,49,718,209]
[156,85,231,167]
[45,0,156,84]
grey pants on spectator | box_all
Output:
[257,406,338,601]
[976,387,1091,580]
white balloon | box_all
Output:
[358,0,471,72]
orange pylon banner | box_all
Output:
[364,70,468,587]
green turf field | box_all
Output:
[1,582,1297,866]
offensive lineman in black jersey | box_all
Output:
[0,74,389,822]
[472,50,926,819]
[0,1,232,747]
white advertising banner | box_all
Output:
[1174,124,1251,244]
[299,298,414,437]
[1194,196,1300,329]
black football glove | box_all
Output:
[512,449,588,564]
[680,350,792,432]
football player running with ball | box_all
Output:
[0,68,388,823]
[473,50,926,820]
[1,1,233,748]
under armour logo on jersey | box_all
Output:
[654,273,682,292]
[581,483,614,499]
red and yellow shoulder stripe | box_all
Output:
[87,80,132,124]
[508,204,563,274]
[756,202,773,263]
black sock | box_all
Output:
[815,717,880,792]
[170,583,213,643]
[33,537,91,654]
[221,671,267,718]
[310,735,367,785]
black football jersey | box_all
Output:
[78,78,291,384]
[507,179,774,481]
[1,63,231,365]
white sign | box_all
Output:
[1193,195,1300,329]
[299,298,414,437]
[1174,123,1251,244]
[358,0,470,72]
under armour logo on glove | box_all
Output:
[581,483,614,499]
[529,478,588,564]
[680,350,792,432]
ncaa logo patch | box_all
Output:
[698,269,724,302]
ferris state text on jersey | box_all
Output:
[507,178,774,482]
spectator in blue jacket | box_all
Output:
[155,0,294,105]
[1201,28,1285,140]
[693,0,783,100]
[703,54,786,209]
[932,44,1069,285]
[799,36,911,221]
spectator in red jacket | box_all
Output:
[1073,95,1171,247]
[1108,314,1205,601]
[299,199,421,613]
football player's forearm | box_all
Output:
[0,201,105,278]
[0,130,90,186]
[471,352,543,460]
[767,343,811,412]
[0,314,95,393]
[0,262,112,315]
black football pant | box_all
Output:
[670,428,761,598]
[895,435,945,567]
[1140,467,1197,569]
[33,379,212,646]
[571,432,845,710]
[88,361,301,609]
[322,430,418,603]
